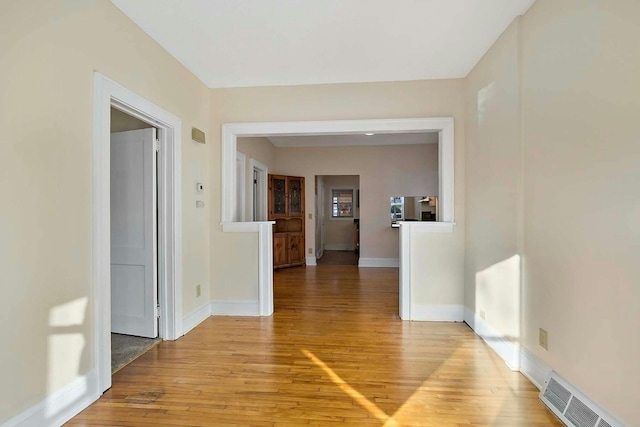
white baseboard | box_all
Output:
[358,258,399,268]
[463,307,520,370]
[411,304,464,321]
[463,307,551,386]
[306,256,316,266]
[182,302,212,335]
[519,345,551,390]
[182,300,262,335]
[3,370,99,427]
[211,300,260,316]
[324,244,355,251]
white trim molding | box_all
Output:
[462,306,552,390]
[211,300,261,316]
[464,307,521,370]
[412,304,464,321]
[221,221,274,232]
[93,72,183,395]
[398,221,455,233]
[306,256,317,266]
[257,222,274,316]
[249,157,268,221]
[235,151,246,222]
[2,371,98,427]
[182,303,212,335]
[520,346,552,390]
[324,244,356,251]
[399,224,412,320]
[358,258,400,268]
[182,299,262,336]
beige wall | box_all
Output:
[210,79,466,301]
[322,175,359,250]
[465,1,640,423]
[521,1,640,423]
[236,137,277,170]
[235,137,439,259]
[0,0,210,423]
[275,144,437,259]
[464,19,521,346]
[236,137,277,220]
[110,107,152,132]
[411,231,465,309]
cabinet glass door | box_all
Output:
[288,177,303,215]
[272,177,287,215]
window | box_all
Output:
[332,189,354,218]
[390,196,404,221]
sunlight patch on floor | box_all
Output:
[387,345,513,425]
[302,349,398,426]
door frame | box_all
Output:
[221,118,455,317]
[250,158,268,221]
[315,175,325,259]
[93,72,183,394]
[235,151,246,221]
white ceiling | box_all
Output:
[267,132,438,148]
[110,0,535,89]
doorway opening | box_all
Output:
[315,175,360,266]
[109,108,162,373]
[94,73,183,394]
[251,158,268,221]
[221,118,455,317]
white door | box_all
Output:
[110,128,158,338]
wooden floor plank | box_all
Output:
[67,265,561,426]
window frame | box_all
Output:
[330,188,355,220]
[390,196,405,221]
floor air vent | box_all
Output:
[540,372,623,427]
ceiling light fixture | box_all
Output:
[365,133,375,136]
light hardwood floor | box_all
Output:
[316,250,358,266]
[67,266,561,426]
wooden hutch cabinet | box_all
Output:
[268,175,305,269]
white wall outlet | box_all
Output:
[196,284,201,297]
[308,213,313,219]
[308,248,313,254]
[539,328,548,350]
